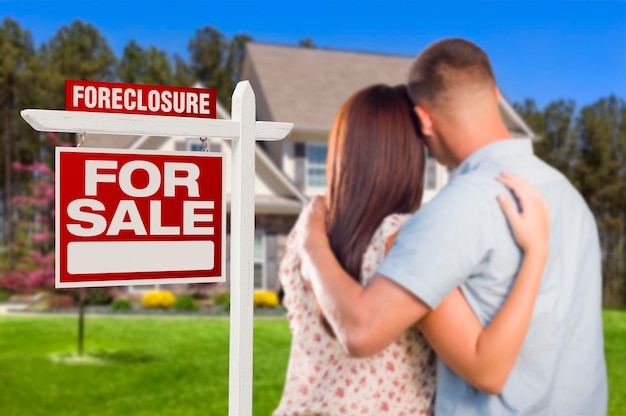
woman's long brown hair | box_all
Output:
[326,84,426,284]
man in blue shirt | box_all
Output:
[297,38,607,414]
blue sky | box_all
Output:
[2,0,625,109]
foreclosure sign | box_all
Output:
[65,80,217,118]
[56,147,225,288]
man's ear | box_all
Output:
[415,105,434,137]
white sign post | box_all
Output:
[21,80,293,416]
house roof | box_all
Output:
[243,42,534,138]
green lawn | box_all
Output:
[604,309,626,415]
[0,311,624,415]
[0,315,290,416]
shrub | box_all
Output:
[111,299,132,311]
[174,295,199,311]
[142,291,175,309]
[86,289,113,305]
[212,291,230,307]
[253,290,279,308]
[69,288,113,305]
[0,290,10,302]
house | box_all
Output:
[81,42,535,293]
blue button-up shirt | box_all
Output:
[377,138,608,415]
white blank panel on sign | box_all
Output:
[67,241,214,274]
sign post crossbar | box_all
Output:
[21,80,293,416]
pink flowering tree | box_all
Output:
[2,132,102,356]
[0,133,68,293]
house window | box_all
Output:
[188,140,204,152]
[306,143,327,188]
[425,150,437,190]
[254,231,265,289]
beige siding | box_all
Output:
[263,141,283,170]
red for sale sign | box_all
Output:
[55,147,225,288]
[65,80,217,118]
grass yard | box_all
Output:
[0,310,624,415]
[604,309,626,415]
[0,315,290,416]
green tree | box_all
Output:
[513,99,577,176]
[224,34,252,93]
[116,40,144,83]
[39,19,116,108]
[142,46,174,85]
[37,20,117,352]
[188,26,251,106]
[572,96,626,305]
[117,40,175,85]
[172,54,192,87]
[298,37,317,48]
[0,17,38,269]
[517,96,626,305]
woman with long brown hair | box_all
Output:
[273,84,550,415]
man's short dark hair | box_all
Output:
[408,38,496,106]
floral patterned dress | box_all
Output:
[274,214,436,416]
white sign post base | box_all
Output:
[21,80,293,416]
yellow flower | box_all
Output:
[142,291,175,309]
[253,290,279,308]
